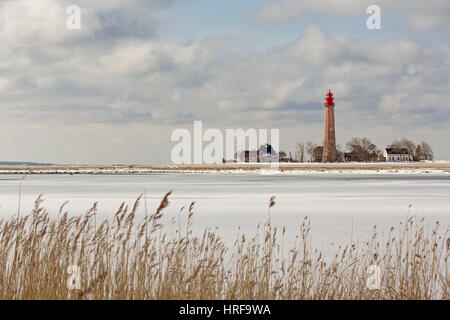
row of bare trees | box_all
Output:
[346,137,380,161]
[289,137,433,162]
[389,138,433,161]
[294,142,318,162]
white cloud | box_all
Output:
[2,21,448,126]
[0,0,186,46]
[0,1,449,162]
[0,77,11,92]
[0,0,101,46]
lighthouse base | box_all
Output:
[323,144,338,162]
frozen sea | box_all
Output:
[0,173,449,251]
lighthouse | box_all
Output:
[322,90,338,162]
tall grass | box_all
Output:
[0,192,448,300]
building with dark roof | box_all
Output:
[384,148,412,162]
[236,144,278,163]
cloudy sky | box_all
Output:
[0,0,449,164]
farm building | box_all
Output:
[384,148,412,162]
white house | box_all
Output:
[384,148,412,162]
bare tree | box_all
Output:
[336,144,344,162]
[295,142,305,162]
[305,141,318,162]
[403,138,416,156]
[416,141,433,161]
[346,137,379,161]
[278,151,288,162]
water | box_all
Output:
[0,173,449,251]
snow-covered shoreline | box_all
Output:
[0,167,450,175]
[1,161,449,175]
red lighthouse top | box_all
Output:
[325,90,334,106]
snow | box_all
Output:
[0,166,449,176]
[0,173,448,252]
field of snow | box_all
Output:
[0,173,448,251]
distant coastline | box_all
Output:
[0,162,449,175]
[0,161,55,166]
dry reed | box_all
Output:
[0,192,447,300]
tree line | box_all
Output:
[278,137,433,162]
